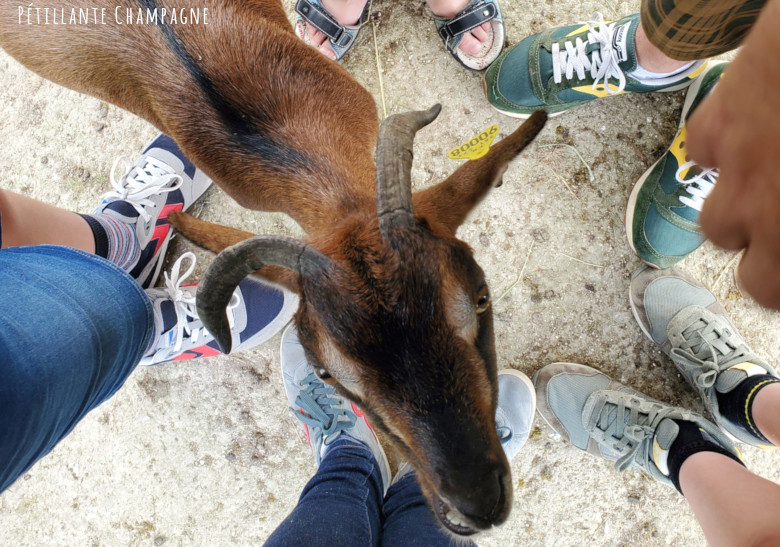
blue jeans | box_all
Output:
[0,246,466,544]
[0,246,152,492]
[265,436,474,547]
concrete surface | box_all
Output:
[1,1,778,545]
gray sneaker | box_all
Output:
[281,325,392,493]
[533,362,739,488]
[629,266,779,447]
[496,369,536,461]
[94,134,212,289]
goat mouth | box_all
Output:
[435,497,478,536]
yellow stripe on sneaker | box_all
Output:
[669,125,691,177]
[571,82,626,98]
[566,23,591,37]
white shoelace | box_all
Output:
[675,161,718,211]
[100,156,183,222]
[153,252,239,353]
[551,12,627,95]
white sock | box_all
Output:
[629,61,695,83]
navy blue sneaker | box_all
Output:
[94,134,212,289]
[141,253,299,365]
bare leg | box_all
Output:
[0,189,94,252]
[680,452,780,547]
[635,21,690,72]
[752,382,780,446]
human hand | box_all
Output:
[687,0,780,310]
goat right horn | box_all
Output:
[376,103,442,240]
[196,235,332,354]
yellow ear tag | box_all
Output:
[448,125,499,161]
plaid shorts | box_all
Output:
[641,0,767,60]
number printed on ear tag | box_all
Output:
[448,125,499,161]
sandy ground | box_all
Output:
[1,1,779,545]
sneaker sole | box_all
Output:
[623,62,725,267]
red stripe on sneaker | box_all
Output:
[151,204,184,254]
[171,344,221,361]
[160,203,184,219]
[299,409,312,447]
[350,402,379,442]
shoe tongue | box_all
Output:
[158,299,179,337]
[100,199,139,221]
[652,418,679,475]
[612,20,637,72]
[141,146,185,174]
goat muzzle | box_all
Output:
[196,235,330,353]
[375,104,442,240]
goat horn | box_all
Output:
[196,235,331,354]
[376,103,442,239]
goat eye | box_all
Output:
[476,289,491,315]
[316,367,332,380]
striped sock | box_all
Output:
[79,213,141,271]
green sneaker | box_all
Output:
[482,12,707,119]
[629,266,780,448]
[533,362,740,488]
[626,62,727,268]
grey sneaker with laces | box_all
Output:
[630,266,779,447]
[533,362,739,488]
[281,325,392,493]
[94,134,212,289]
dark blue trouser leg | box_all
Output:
[0,246,153,492]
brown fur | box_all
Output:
[0,1,547,535]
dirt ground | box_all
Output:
[1,1,778,546]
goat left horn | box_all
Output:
[196,236,331,354]
[376,104,442,240]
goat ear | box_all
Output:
[168,211,301,294]
[412,111,547,233]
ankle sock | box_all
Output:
[629,61,694,83]
[664,420,744,494]
[79,213,140,271]
[717,375,779,445]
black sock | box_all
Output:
[665,420,744,494]
[717,375,779,445]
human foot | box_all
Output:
[430,0,505,70]
[294,0,369,61]
[429,0,490,56]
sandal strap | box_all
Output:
[438,1,497,42]
[295,0,367,49]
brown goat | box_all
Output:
[0,0,546,536]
